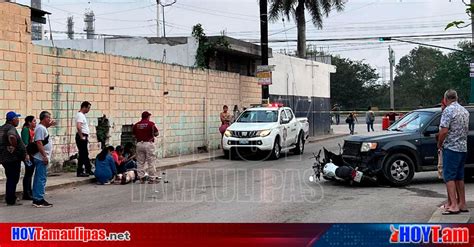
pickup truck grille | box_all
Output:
[231,131,258,138]
[343,141,361,156]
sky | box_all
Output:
[16,0,470,83]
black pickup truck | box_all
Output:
[342,106,474,186]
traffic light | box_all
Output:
[379,37,392,41]
[389,46,395,65]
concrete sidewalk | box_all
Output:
[0,132,347,200]
[428,201,472,223]
[0,151,223,200]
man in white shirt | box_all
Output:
[75,101,92,177]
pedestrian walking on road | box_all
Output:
[20,115,36,200]
[437,89,470,215]
[332,104,341,125]
[365,107,375,132]
[346,111,358,135]
[75,101,92,177]
[32,111,55,208]
[133,111,159,183]
[0,111,26,206]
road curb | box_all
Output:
[307,134,349,143]
[0,154,223,201]
[0,177,96,201]
[428,205,471,223]
[155,154,223,172]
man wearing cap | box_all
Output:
[132,111,159,183]
[0,111,27,206]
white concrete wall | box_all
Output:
[34,39,106,53]
[34,37,198,67]
[269,53,336,98]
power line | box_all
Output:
[269,11,466,37]
[171,5,258,22]
[174,2,256,18]
[268,1,379,37]
[255,32,472,43]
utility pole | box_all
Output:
[159,0,176,38]
[389,46,395,109]
[156,0,160,37]
[259,0,269,104]
[470,0,474,104]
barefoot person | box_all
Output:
[437,90,470,215]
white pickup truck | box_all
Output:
[222,105,309,160]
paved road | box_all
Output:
[1,136,471,223]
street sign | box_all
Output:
[470,72,474,78]
[470,63,474,68]
[256,65,275,85]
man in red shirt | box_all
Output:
[385,108,398,126]
[132,111,159,183]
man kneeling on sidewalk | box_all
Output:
[133,111,159,184]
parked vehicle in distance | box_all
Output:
[222,104,309,160]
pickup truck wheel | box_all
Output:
[269,137,281,160]
[292,132,304,155]
[382,153,415,187]
[223,150,230,159]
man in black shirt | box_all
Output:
[0,111,26,206]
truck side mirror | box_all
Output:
[281,117,290,124]
[424,126,439,136]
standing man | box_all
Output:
[385,109,397,126]
[32,111,55,208]
[437,89,470,215]
[75,101,92,177]
[0,111,26,206]
[332,104,341,125]
[133,111,159,183]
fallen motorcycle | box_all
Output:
[309,147,377,185]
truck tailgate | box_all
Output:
[296,117,309,139]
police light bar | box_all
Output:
[268,103,284,107]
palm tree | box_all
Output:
[268,0,345,58]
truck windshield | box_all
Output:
[237,110,278,123]
[389,111,434,132]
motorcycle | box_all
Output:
[309,146,377,184]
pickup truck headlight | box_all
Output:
[258,129,271,137]
[360,142,378,152]
[224,130,232,137]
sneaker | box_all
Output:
[7,202,23,206]
[33,200,53,208]
[87,171,94,176]
[103,181,111,185]
[77,173,90,177]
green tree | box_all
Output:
[330,56,382,110]
[394,46,446,108]
[268,0,345,58]
[394,43,472,108]
[433,41,472,104]
[191,24,229,69]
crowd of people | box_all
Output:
[0,101,161,207]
